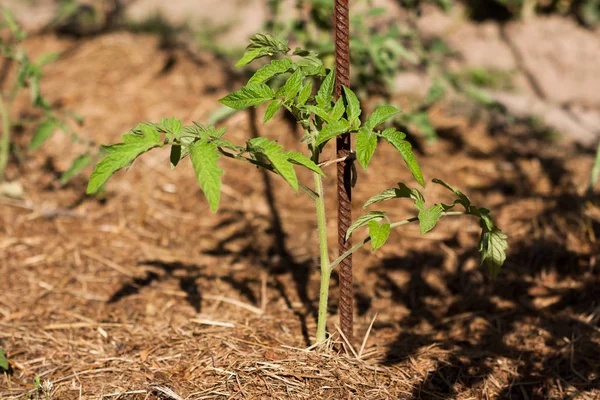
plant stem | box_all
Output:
[314,171,331,343]
[329,211,466,270]
[0,95,10,181]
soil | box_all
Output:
[1,28,599,400]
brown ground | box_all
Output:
[1,31,599,399]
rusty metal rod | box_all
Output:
[334,0,353,344]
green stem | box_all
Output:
[314,171,331,343]
[329,211,466,270]
[0,95,10,181]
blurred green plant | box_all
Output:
[589,142,600,192]
[0,9,94,184]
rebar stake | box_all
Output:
[334,0,353,344]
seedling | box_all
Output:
[87,33,508,343]
[0,9,93,184]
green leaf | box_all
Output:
[380,129,424,187]
[355,128,377,170]
[0,348,8,370]
[2,9,26,40]
[479,227,508,278]
[249,58,294,84]
[343,86,361,126]
[284,151,325,176]
[282,69,304,101]
[248,137,299,191]
[346,211,387,240]
[264,100,283,123]
[235,34,290,67]
[86,124,163,194]
[157,117,183,141]
[431,178,471,210]
[304,105,333,124]
[316,70,335,109]
[29,119,56,150]
[36,52,59,66]
[297,81,312,106]
[316,120,350,146]
[369,220,390,251]
[418,204,443,235]
[362,184,416,208]
[189,140,223,213]
[364,105,400,130]
[330,98,345,122]
[219,83,275,110]
[61,154,93,184]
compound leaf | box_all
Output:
[346,210,386,240]
[86,124,163,194]
[249,58,294,84]
[316,119,350,146]
[432,178,471,210]
[284,151,324,176]
[381,129,424,187]
[282,69,304,101]
[219,83,275,110]
[264,100,283,123]
[369,220,390,251]
[189,140,223,213]
[297,81,313,105]
[248,137,299,191]
[356,128,377,169]
[418,204,443,235]
[479,227,508,278]
[316,69,335,109]
[365,105,399,130]
[235,34,290,67]
[343,86,361,126]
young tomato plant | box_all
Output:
[87,33,508,343]
[0,9,92,184]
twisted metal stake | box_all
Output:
[334,0,353,344]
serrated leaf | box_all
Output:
[189,140,223,213]
[297,81,312,105]
[369,220,390,250]
[432,178,471,210]
[479,227,508,278]
[356,129,377,170]
[380,129,424,187]
[363,186,412,208]
[86,124,162,194]
[0,348,8,370]
[219,84,275,110]
[284,151,324,176]
[316,70,335,108]
[418,204,443,234]
[248,137,299,191]
[29,119,56,150]
[330,98,345,121]
[282,69,304,101]
[304,105,333,124]
[343,86,361,126]
[316,120,350,146]
[249,58,294,84]
[236,34,290,67]
[346,211,387,240]
[264,101,282,123]
[61,154,92,184]
[158,117,182,141]
[364,105,400,130]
